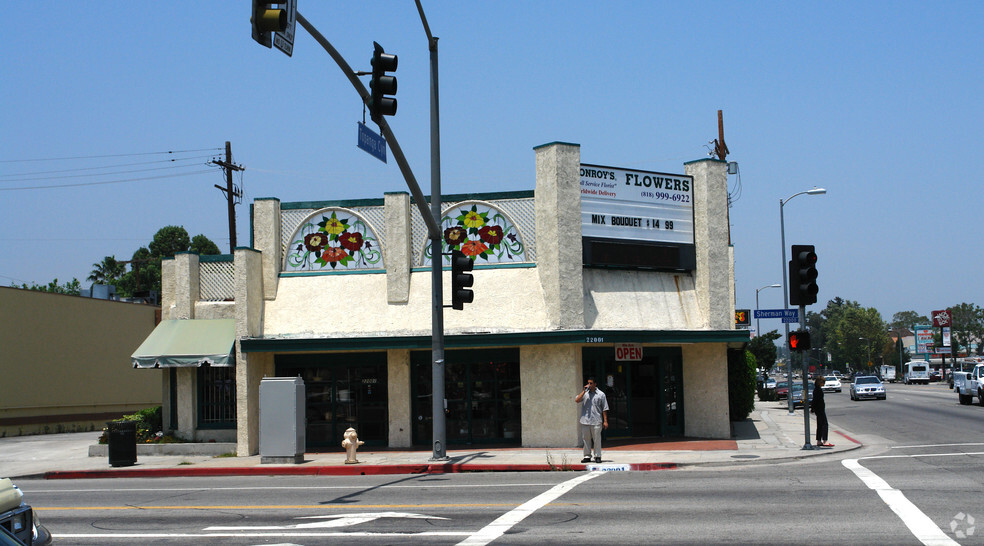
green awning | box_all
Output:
[131,319,236,368]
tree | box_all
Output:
[14,278,82,295]
[729,349,756,421]
[114,226,220,297]
[87,256,126,285]
[891,310,930,331]
[829,306,889,371]
[747,330,782,373]
[948,303,984,356]
[190,234,221,256]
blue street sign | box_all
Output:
[754,309,800,320]
[358,122,387,163]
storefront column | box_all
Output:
[681,343,730,438]
[387,349,412,447]
[235,247,267,455]
[252,198,281,301]
[384,192,411,304]
[534,142,585,329]
[686,158,733,330]
[520,344,581,447]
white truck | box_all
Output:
[954,363,984,406]
[903,361,931,385]
[879,365,897,383]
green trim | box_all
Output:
[280,269,386,278]
[200,254,234,263]
[281,198,386,210]
[409,262,536,273]
[683,157,727,165]
[254,197,281,202]
[533,141,580,150]
[240,328,749,353]
[410,190,534,205]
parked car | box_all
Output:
[791,383,814,408]
[0,478,51,546]
[775,381,789,400]
[850,375,887,400]
[821,375,842,393]
[765,377,777,389]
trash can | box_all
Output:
[106,420,137,467]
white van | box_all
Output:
[904,361,931,385]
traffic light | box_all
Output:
[788,244,818,306]
[251,1,287,48]
[450,250,474,310]
[369,42,398,121]
[789,330,811,352]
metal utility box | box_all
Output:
[259,376,305,464]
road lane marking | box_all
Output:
[36,502,530,511]
[842,459,958,546]
[861,452,984,461]
[891,442,984,449]
[205,511,447,530]
[54,531,472,539]
[458,471,603,546]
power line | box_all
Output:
[0,155,215,178]
[0,163,210,183]
[0,148,223,163]
[0,169,214,191]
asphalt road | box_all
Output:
[18,381,984,545]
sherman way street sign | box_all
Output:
[754,309,800,320]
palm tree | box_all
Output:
[87,256,126,285]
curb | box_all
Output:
[44,462,678,480]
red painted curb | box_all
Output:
[44,462,677,480]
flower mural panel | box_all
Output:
[285,209,383,271]
[422,201,527,266]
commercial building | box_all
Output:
[135,142,748,455]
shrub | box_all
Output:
[98,406,181,444]
[728,349,757,421]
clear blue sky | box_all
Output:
[2,1,981,329]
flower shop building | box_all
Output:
[144,142,748,455]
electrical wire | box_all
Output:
[0,169,214,191]
[0,155,215,178]
[0,162,210,183]
[0,148,223,163]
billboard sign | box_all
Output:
[915,325,934,354]
[580,164,694,246]
[932,309,952,328]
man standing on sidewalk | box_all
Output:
[575,377,609,463]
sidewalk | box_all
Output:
[1,400,860,480]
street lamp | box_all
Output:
[859,336,871,370]
[755,283,781,340]
[780,187,826,421]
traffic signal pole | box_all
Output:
[293,11,448,460]
[415,1,449,461]
[800,303,813,450]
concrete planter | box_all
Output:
[88,443,236,457]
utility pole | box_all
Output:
[211,141,244,252]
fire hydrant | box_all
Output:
[341,427,364,464]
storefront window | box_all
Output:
[197,365,236,429]
[411,349,521,445]
[276,353,388,448]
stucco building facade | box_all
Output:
[146,142,747,455]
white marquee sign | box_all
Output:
[579,164,694,245]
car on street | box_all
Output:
[0,477,51,545]
[821,375,842,393]
[765,377,777,389]
[850,375,887,400]
[775,381,789,400]
[791,383,814,408]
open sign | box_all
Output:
[615,343,643,361]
